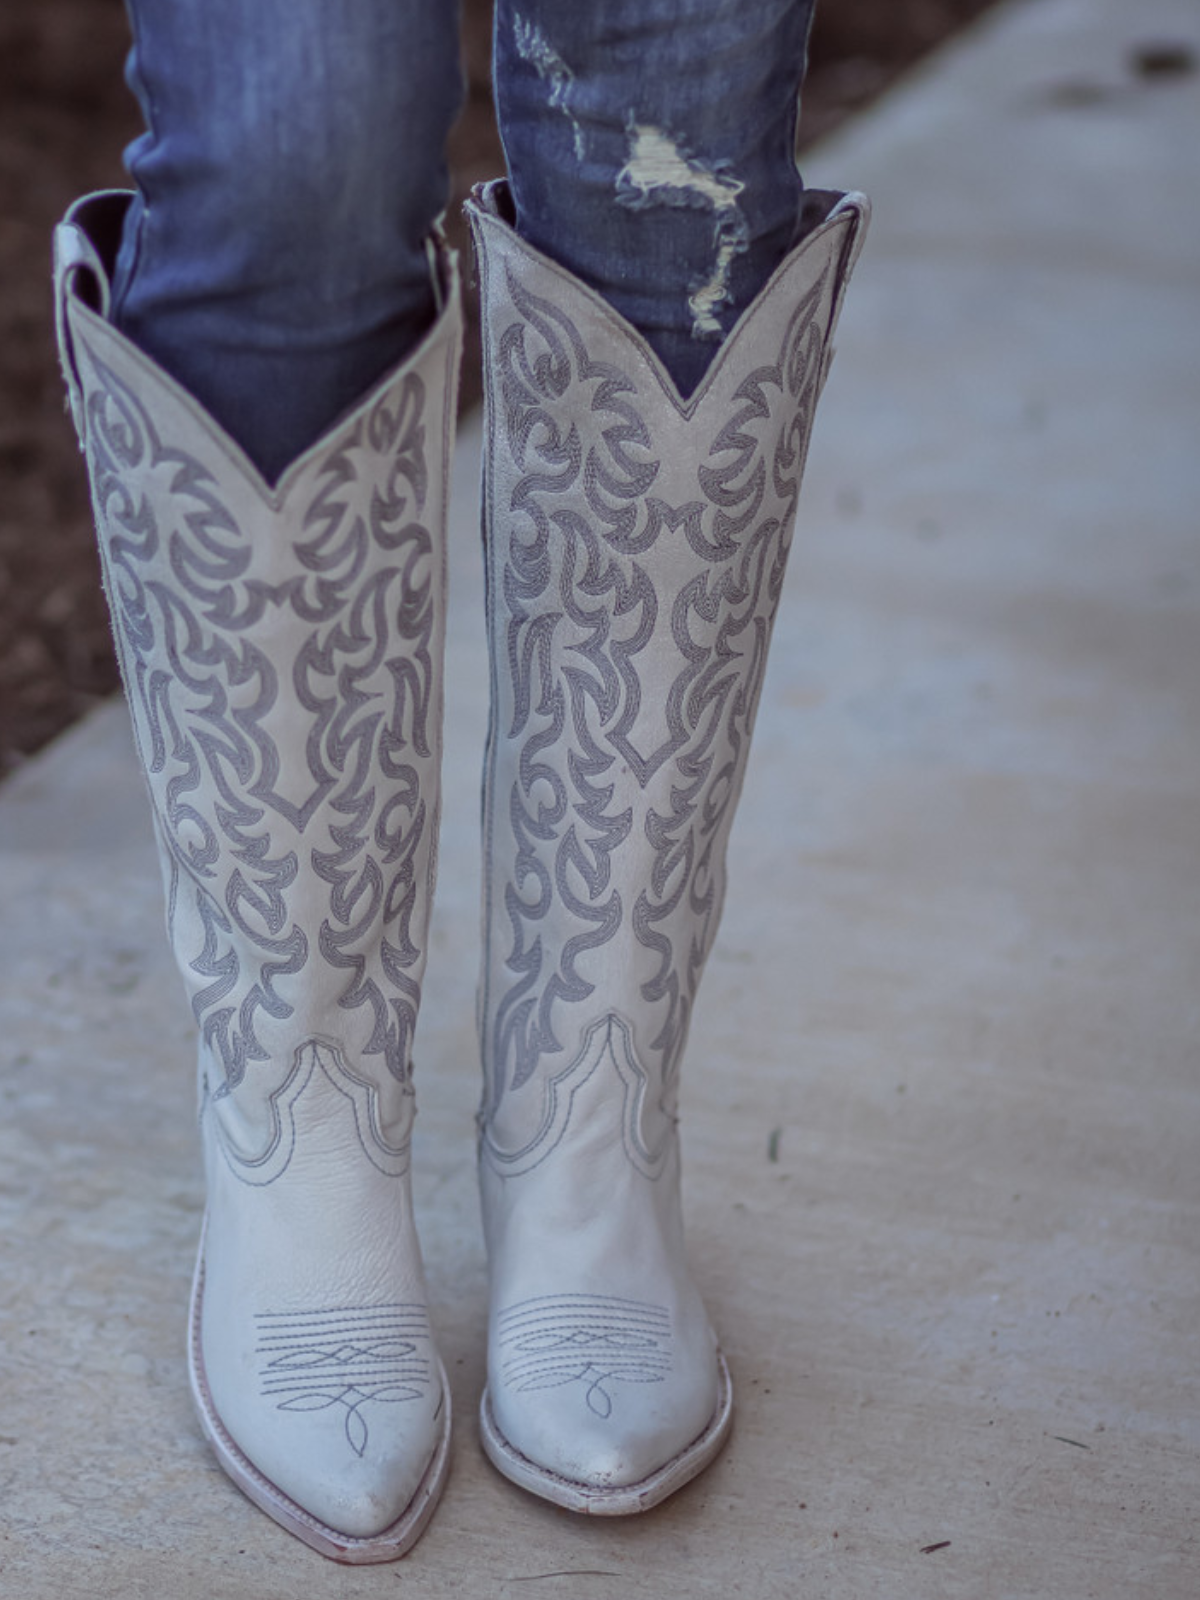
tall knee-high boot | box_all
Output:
[467,180,867,1511]
[54,192,461,1561]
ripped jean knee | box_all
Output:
[494,0,818,394]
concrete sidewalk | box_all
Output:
[2,0,1197,1594]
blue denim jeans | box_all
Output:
[114,0,818,482]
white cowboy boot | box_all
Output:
[467,180,867,1512]
[54,192,461,1561]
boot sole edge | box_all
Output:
[478,1350,733,1515]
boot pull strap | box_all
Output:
[425,219,460,317]
[819,192,872,392]
[52,191,128,439]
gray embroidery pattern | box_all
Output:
[256,1304,435,1457]
[479,1010,674,1181]
[495,1295,671,1419]
[76,324,444,1171]
[482,252,836,1131]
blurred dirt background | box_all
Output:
[0,0,999,773]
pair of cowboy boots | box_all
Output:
[54,179,866,1562]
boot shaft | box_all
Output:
[468,181,868,1156]
[55,192,463,1168]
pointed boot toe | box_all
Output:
[481,1302,732,1513]
[191,1245,451,1559]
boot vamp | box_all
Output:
[482,1119,720,1490]
[198,1048,444,1537]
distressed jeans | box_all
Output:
[114,0,819,482]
